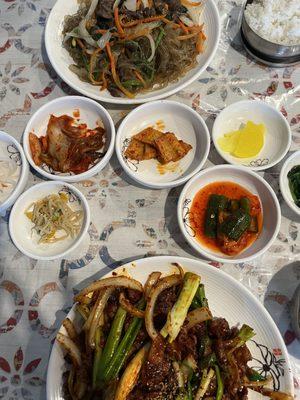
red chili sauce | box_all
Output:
[190,181,262,255]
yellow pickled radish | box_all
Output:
[218,121,265,159]
[217,130,241,153]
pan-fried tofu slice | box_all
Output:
[155,133,192,164]
[133,127,163,146]
[125,139,145,161]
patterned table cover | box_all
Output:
[0,0,299,398]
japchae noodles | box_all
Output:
[63,0,206,98]
[25,193,83,244]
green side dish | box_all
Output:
[288,165,300,208]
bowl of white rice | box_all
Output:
[241,0,300,67]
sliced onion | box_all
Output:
[185,307,212,331]
[179,14,194,27]
[146,33,155,62]
[75,276,144,302]
[63,27,81,44]
[145,274,182,340]
[86,0,99,19]
[62,318,78,341]
[115,343,150,400]
[119,292,145,318]
[56,332,82,367]
[78,19,97,47]
[67,366,76,399]
[124,0,137,11]
[144,271,161,298]
[97,31,112,49]
[172,263,184,279]
[185,3,204,26]
[173,361,184,388]
[250,387,294,400]
[113,0,122,10]
[88,288,114,348]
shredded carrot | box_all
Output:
[106,43,135,98]
[94,29,119,37]
[148,0,153,7]
[196,31,206,53]
[181,0,202,6]
[162,17,180,28]
[178,20,189,34]
[187,23,204,32]
[134,70,146,88]
[94,29,108,34]
[100,71,107,91]
[114,7,125,37]
[177,32,199,40]
[121,15,165,28]
[89,48,102,84]
[122,29,151,41]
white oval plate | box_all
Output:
[46,255,293,400]
[280,150,300,216]
[45,0,220,105]
[212,100,291,171]
[116,100,210,189]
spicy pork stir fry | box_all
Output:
[63,0,206,98]
[57,267,292,400]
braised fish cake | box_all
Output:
[133,127,163,146]
[125,139,145,161]
[155,133,192,164]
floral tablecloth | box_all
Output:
[0,0,299,398]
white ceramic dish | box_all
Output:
[0,131,29,216]
[212,100,291,171]
[45,0,220,105]
[9,181,90,260]
[178,165,281,263]
[116,100,210,189]
[46,255,294,400]
[23,96,115,183]
[280,150,300,216]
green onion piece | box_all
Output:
[96,306,127,382]
[155,27,165,48]
[102,300,145,383]
[215,365,224,400]
[161,272,200,342]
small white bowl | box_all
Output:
[280,151,300,216]
[212,100,291,171]
[0,131,29,216]
[23,96,115,183]
[178,165,281,263]
[116,100,210,189]
[9,181,90,260]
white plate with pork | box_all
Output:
[46,255,293,400]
